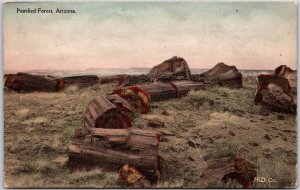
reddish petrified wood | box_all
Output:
[274,65,297,102]
[201,157,257,188]
[137,83,177,102]
[84,95,133,130]
[4,73,58,92]
[114,81,204,113]
[113,86,151,114]
[255,74,296,113]
[68,128,160,183]
[99,75,125,85]
[148,56,192,82]
[148,118,165,128]
[170,80,205,97]
[192,62,242,88]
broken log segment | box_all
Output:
[4,73,58,92]
[170,80,205,97]
[201,157,257,188]
[114,81,204,114]
[68,127,160,183]
[113,86,151,114]
[84,94,134,130]
[119,164,152,188]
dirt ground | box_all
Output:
[4,77,297,188]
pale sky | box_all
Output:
[4,1,297,71]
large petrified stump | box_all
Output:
[84,94,134,130]
[114,81,204,113]
[4,73,58,92]
[201,157,257,188]
[255,73,296,114]
[148,56,191,82]
[68,128,160,183]
[192,62,242,88]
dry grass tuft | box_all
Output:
[64,85,79,94]
[15,108,30,119]
[203,140,242,160]
[253,156,297,188]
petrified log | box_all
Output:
[201,157,257,188]
[60,75,99,89]
[148,56,191,82]
[117,74,151,87]
[255,74,296,113]
[274,65,297,98]
[99,74,151,87]
[99,75,125,85]
[84,94,134,130]
[68,128,160,183]
[113,86,151,114]
[114,81,204,113]
[170,80,205,97]
[4,73,58,92]
[193,62,242,88]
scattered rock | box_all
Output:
[187,140,196,148]
[187,156,195,161]
[260,108,270,116]
[208,137,214,144]
[223,107,230,112]
[214,135,222,139]
[160,137,169,142]
[151,104,159,108]
[249,142,259,147]
[249,119,258,123]
[232,109,245,116]
[264,134,271,140]
[228,130,235,136]
[155,128,174,136]
[161,110,170,115]
[282,137,287,141]
[209,100,215,106]
[147,118,164,128]
[148,56,191,82]
[277,114,285,120]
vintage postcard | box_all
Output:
[3,1,297,188]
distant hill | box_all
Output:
[4,67,272,77]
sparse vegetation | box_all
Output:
[4,78,296,188]
[253,156,297,188]
[203,140,242,160]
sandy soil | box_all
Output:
[4,77,296,188]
